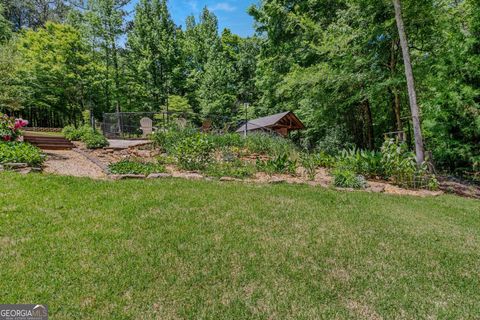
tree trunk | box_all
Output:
[393,0,425,165]
[363,100,374,150]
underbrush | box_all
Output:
[0,142,44,166]
[150,127,439,189]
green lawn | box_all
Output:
[0,172,479,319]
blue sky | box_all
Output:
[126,0,258,37]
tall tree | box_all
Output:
[126,0,178,111]
[85,0,129,113]
[392,0,425,165]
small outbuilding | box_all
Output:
[236,111,305,137]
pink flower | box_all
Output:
[14,119,28,129]
[3,135,11,141]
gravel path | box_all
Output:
[43,150,106,179]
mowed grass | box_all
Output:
[0,172,479,319]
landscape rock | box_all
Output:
[147,173,172,179]
[184,173,204,180]
[366,184,386,193]
[110,174,146,180]
[269,177,287,184]
[17,168,33,175]
[219,176,236,182]
[3,163,28,169]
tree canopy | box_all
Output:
[0,0,478,174]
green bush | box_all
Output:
[246,132,298,156]
[82,131,109,149]
[208,133,245,149]
[108,160,165,175]
[381,139,438,190]
[256,153,297,175]
[151,126,198,154]
[337,148,384,178]
[203,160,255,179]
[62,125,92,141]
[332,168,366,189]
[300,154,318,180]
[174,133,214,170]
[0,142,44,166]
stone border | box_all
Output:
[0,163,42,174]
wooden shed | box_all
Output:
[236,111,305,137]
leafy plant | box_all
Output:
[300,154,318,180]
[108,160,165,175]
[337,148,384,178]
[381,139,438,190]
[332,168,366,189]
[246,132,298,157]
[0,142,44,166]
[208,133,245,149]
[174,133,214,170]
[82,131,109,149]
[62,125,88,141]
[256,153,297,175]
[0,113,28,141]
[151,125,198,154]
[203,160,255,179]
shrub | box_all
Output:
[62,125,92,141]
[0,113,28,141]
[315,127,355,156]
[151,126,198,154]
[381,138,438,190]
[332,168,367,189]
[256,153,297,175]
[337,148,384,178]
[82,131,109,149]
[300,154,318,180]
[246,132,297,156]
[208,133,245,149]
[311,151,336,168]
[204,160,255,179]
[0,142,44,166]
[174,133,214,170]
[108,160,165,175]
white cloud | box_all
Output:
[210,2,236,12]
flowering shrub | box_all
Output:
[0,113,29,141]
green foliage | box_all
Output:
[126,0,178,111]
[16,22,99,125]
[203,160,255,179]
[151,125,198,154]
[246,133,297,157]
[332,168,367,189]
[256,153,297,175]
[108,159,165,175]
[381,139,438,190]
[207,133,245,149]
[62,125,92,141]
[81,131,109,149]
[0,142,44,166]
[174,133,214,170]
[300,154,318,180]
[336,148,384,178]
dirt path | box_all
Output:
[43,150,106,179]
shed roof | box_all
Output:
[236,111,305,133]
